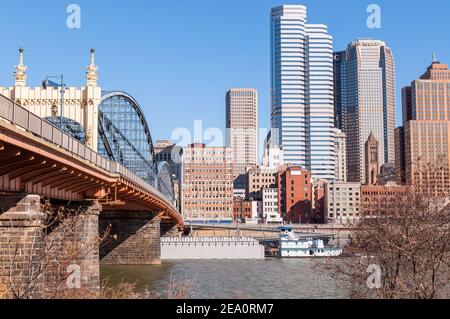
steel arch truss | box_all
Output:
[44,117,86,143]
[97,91,175,203]
[157,161,175,203]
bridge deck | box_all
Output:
[0,94,183,227]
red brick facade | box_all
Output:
[278,166,312,223]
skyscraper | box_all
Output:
[333,51,346,129]
[270,5,335,180]
[334,40,396,183]
[397,59,450,191]
[394,126,406,184]
[226,88,258,188]
[334,128,347,182]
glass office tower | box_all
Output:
[270,5,335,180]
[334,40,396,183]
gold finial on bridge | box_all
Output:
[86,47,98,87]
[14,47,28,87]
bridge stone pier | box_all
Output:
[99,211,162,265]
[44,201,101,296]
[0,195,45,299]
[0,194,101,299]
[0,194,181,298]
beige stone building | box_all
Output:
[246,166,278,201]
[325,181,361,225]
[0,48,101,151]
[262,188,282,224]
[226,88,258,188]
[182,143,234,224]
[398,60,450,191]
[334,128,347,182]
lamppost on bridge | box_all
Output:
[42,75,66,137]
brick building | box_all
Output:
[278,165,312,223]
[233,198,253,223]
[182,143,234,224]
[312,180,327,223]
[360,185,409,217]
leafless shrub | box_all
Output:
[322,160,450,299]
[167,274,195,299]
[100,279,150,299]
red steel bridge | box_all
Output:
[0,93,183,227]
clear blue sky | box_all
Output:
[0,0,449,145]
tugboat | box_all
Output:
[278,226,343,258]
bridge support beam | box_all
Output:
[99,211,161,265]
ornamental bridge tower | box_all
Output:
[0,48,101,151]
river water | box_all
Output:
[101,259,350,299]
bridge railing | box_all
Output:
[0,94,111,172]
[0,94,177,211]
[110,162,175,206]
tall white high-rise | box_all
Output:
[226,88,258,187]
[270,5,335,180]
